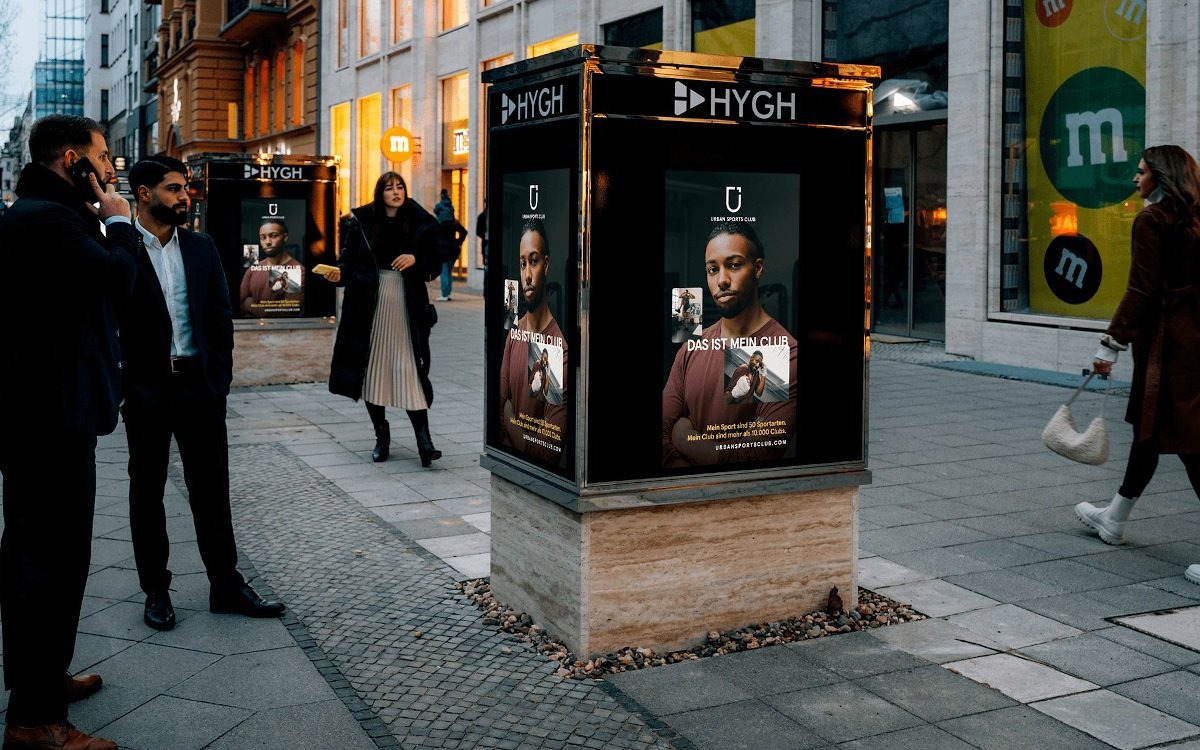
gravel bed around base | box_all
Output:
[455,581,927,680]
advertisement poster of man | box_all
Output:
[238,198,306,317]
[496,169,570,470]
[661,171,799,468]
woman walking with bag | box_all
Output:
[1075,145,1200,585]
[324,172,443,466]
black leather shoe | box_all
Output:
[144,590,176,631]
[210,583,285,617]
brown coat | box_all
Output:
[1107,202,1200,452]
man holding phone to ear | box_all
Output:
[0,115,139,750]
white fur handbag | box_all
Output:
[1042,372,1110,465]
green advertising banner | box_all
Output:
[1025,0,1146,317]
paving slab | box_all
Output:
[874,579,998,617]
[97,695,251,750]
[835,723,975,750]
[1032,689,1200,749]
[1115,605,1200,651]
[657,699,826,750]
[605,659,753,716]
[853,664,1016,723]
[866,617,1002,663]
[1021,632,1177,686]
[936,705,1113,749]
[1109,671,1200,726]
[761,681,924,744]
[785,631,929,680]
[942,653,1097,704]
[945,603,1081,649]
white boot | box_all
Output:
[1186,564,1200,585]
[1074,492,1137,545]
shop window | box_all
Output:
[227,102,238,139]
[528,33,578,58]
[442,0,468,31]
[822,0,948,117]
[390,84,414,185]
[258,63,269,134]
[604,8,664,50]
[1003,1,1146,318]
[330,101,352,216]
[691,0,754,56]
[357,94,382,207]
[392,0,411,44]
[360,0,381,57]
[441,73,469,168]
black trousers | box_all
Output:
[1119,438,1200,500]
[124,373,243,594]
[0,430,97,725]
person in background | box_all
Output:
[0,113,139,750]
[1075,144,1200,587]
[433,188,465,301]
[122,156,285,633]
[325,172,444,466]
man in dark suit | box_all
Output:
[122,157,284,632]
[0,114,137,750]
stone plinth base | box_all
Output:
[232,323,335,387]
[490,478,858,659]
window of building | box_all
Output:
[244,64,255,137]
[101,0,109,13]
[442,0,468,31]
[389,84,413,185]
[100,89,109,122]
[292,41,305,126]
[357,93,382,207]
[822,0,948,117]
[392,0,411,44]
[336,0,349,68]
[360,0,381,57]
[441,73,469,166]
[101,34,110,67]
[330,101,351,216]
[603,8,664,49]
[691,0,754,56]
[1002,1,1146,319]
[275,51,285,132]
[258,62,270,134]
[227,102,239,139]
[528,33,578,58]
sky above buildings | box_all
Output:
[1,3,42,122]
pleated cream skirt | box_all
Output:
[362,269,428,410]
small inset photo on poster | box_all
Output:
[670,287,703,343]
[238,198,307,318]
[501,278,519,330]
[723,345,789,405]
[528,341,564,406]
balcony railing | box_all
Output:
[222,0,289,43]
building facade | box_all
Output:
[147,0,320,161]
[85,0,150,182]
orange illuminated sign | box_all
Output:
[380,126,415,163]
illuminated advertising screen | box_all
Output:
[237,198,307,318]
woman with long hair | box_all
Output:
[324,172,443,466]
[1075,145,1200,585]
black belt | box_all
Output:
[170,356,199,375]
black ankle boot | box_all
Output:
[372,420,390,462]
[408,410,441,467]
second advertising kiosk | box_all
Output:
[482,45,878,659]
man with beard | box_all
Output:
[0,114,137,750]
[498,218,567,466]
[662,222,797,467]
[239,218,304,316]
[122,157,284,633]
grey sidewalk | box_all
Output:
[2,289,1199,749]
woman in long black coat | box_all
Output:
[325,172,444,466]
[1076,145,1200,586]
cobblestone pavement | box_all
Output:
[227,441,673,750]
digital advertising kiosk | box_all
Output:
[481,45,878,658]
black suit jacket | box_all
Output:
[0,164,139,436]
[120,225,234,409]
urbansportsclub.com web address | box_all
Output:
[715,439,787,451]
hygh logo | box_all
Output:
[244,164,256,178]
[529,185,539,211]
[500,84,565,125]
[1040,66,1144,208]
[725,186,742,213]
[1044,233,1103,304]
[674,81,705,116]
[672,81,796,122]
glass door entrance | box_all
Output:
[873,123,947,340]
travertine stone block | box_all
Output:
[491,477,858,659]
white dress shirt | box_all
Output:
[135,219,196,357]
